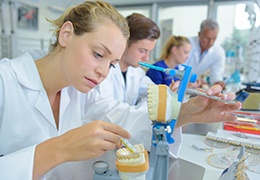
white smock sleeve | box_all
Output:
[82,89,182,157]
[0,67,45,180]
[82,89,152,150]
[0,145,41,180]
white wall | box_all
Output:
[159,6,208,37]
[216,4,236,45]
[0,0,63,57]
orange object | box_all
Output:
[157,85,167,122]
[116,150,149,173]
[224,111,260,135]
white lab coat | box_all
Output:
[96,63,182,157]
[95,64,150,106]
[0,51,181,180]
[185,36,226,84]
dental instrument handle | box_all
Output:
[139,62,197,83]
[120,137,137,154]
[139,62,176,76]
[186,88,236,104]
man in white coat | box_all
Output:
[183,19,227,135]
[185,19,226,89]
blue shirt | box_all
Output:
[146,60,179,86]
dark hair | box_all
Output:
[126,13,160,45]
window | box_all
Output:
[156,5,208,61]
[117,7,150,18]
[216,2,260,81]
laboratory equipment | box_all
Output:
[223,111,260,135]
[93,141,148,180]
[93,62,234,179]
[141,62,197,180]
[93,62,196,180]
[119,137,137,154]
[186,88,236,104]
[205,129,260,150]
[139,62,236,105]
[93,161,120,180]
[236,82,260,111]
[219,146,250,180]
[116,143,149,180]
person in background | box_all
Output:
[146,35,199,89]
[96,13,159,106]
[0,1,131,179]
[185,19,226,89]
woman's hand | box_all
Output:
[169,80,180,92]
[33,120,130,179]
[169,79,208,92]
[213,81,226,90]
[177,84,241,128]
[189,79,209,89]
[57,120,130,161]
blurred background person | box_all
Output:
[146,35,199,89]
[185,19,226,90]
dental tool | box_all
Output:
[139,62,197,102]
[120,137,137,154]
[186,88,237,105]
[139,62,237,105]
[139,62,176,76]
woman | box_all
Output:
[146,35,193,88]
[0,1,130,179]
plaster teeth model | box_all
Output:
[147,84,181,123]
[219,146,250,180]
[116,144,149,180]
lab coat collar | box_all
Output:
[194,36,213,54]
[114,63,122,72]
[114,63,135,78]
[10,52,42,91]
[113,63,126,86]
[194,36,202,53]
[127,66,138,78]
[59,88,70,122]
[10,52,58,128]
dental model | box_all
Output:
[116,143,149,180]
[219,146,250,180]
[139,62,196,180]
[146,84,182,180]
[147,84,181,122]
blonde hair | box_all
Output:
[47,0,129,52]
[159,35,190,60]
